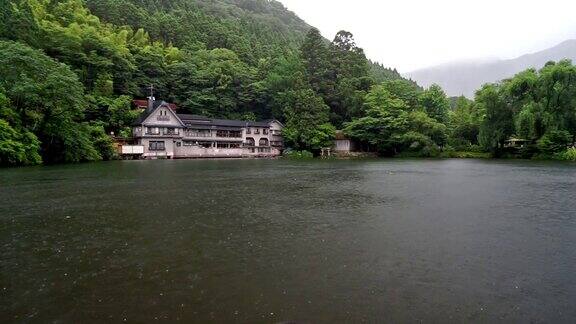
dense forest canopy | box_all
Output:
[0,0,575,166]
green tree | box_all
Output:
[345,84,447,156]
[0,119,41,166]
[300,28,332,96]
[328,30,372,125]
[476,84,514,155]
[420,84,450,124]
[380,79,422,109]
[344,85,411,155]
[167,49,256,118]
[0,40,101,163]
[282,89,335,151]
[449,96,480,147]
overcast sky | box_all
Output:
[278,0,576,72]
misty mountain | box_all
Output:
[405,39,576,97]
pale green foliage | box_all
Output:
[476,60,576,157]
[283,150,314,159]
[0,119,42,166]
[554,147,576,161]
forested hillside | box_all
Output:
[0,0,413,166]
[85,0,310,64]
[2,0,574,167]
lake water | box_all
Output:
[1,159,576,323]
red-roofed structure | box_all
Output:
[132,99,178,111]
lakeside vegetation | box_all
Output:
[1,0,575,166]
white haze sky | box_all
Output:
[278,0,576,72]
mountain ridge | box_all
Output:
[405,39,576,97]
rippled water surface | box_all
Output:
[1,159,576,323]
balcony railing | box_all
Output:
[185,132,212,138]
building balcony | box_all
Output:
[183,134,213,139]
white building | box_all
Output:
[128,99,284,159]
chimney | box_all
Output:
[147,96,155,113]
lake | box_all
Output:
[1,159,576,323]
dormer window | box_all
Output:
[157,109,170,121]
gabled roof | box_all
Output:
[132,101,184,127]
[263,119,284,127]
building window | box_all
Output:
[216,130,242,138]
[245,137,255,147]
[186,129,211,137]
[146,127,160,135]
[263,129,269,135]
[246,128,252,134]
[157,110,170,121]
[164,128,179,135]
[149,141,165,151]
[254,128,261,134]
[259,138,269,146]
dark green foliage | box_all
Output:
[166,49,257,117]
[537,130,572,154]
[477,84,514,155]
[0,40,102,164]
[369,60,420,87]
[449,96,481,148]
[282,89,335,151]
[344,83,446,156]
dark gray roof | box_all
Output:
[132,103,273,129]
[177,114,271,128]
[177,114,211,121]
